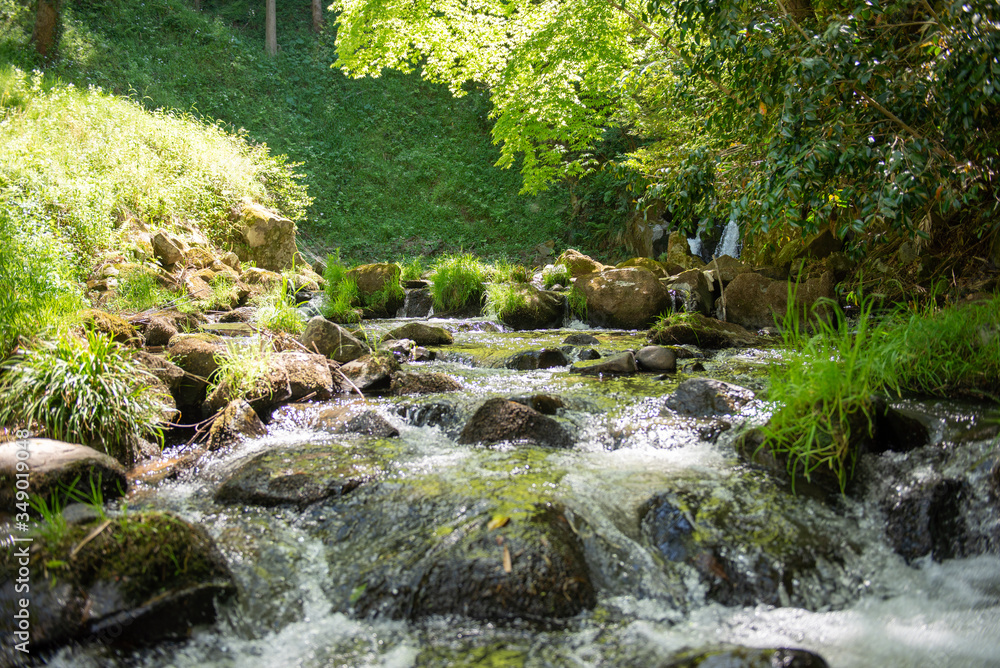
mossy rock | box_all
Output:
[494,284,565,330]
[0,511,234,651]
[648,312,757,349]
[616,257,668,279]
[384,322,454,346]
[0,439,127,511]
[80,309,140,346]
[346,262,404,317]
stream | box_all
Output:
[48,318,1000,667]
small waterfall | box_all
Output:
[713,220,741,258]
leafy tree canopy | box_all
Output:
[333,0,1000,246]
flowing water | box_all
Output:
[48,319,1000,667]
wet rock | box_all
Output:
[390,371,463,395]
[555,248,606,277]
[166,333,225,406]
[215,442,381,507]
[300,316,367,362]
[636,345,677,372]
[379,337,418,362]
[663,378,756,417]
[346,500,596,623]
[398,288,434,317]
[869,397,934,453]
[203,351,333,417]
[207,399,267,451]
[494,284,565,330]
[576,268,672,329]
[640,474,865,610]
[572,351,637,376]
[510,394,565,415]
[232,200,298,271]
[458,398,573,448]
[0,439,128,510]
[242,266,283,291]
[725,271,835,330]
[505,348,570,370]
[884,477,969,563]
[574,347,601,361]
[562,333,600,346]
[0,511,234,651]
[384,322,454,346]
[664,645,829,668]
[314,404,399,438]
[394,400,462,430]
[339,354,401,393]
[648,312,757,348]
[665,269,713,316]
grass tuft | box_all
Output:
[484,283,530,321]
[0,330,166,465]
[430,253,488,313]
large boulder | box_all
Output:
[338,354,401,393]
[555,248,606,278]
[575,268,671,329]
[616,257,668,279]
[300,316,367,362]
[725,271,836,330]
[458,398,573,448]
[203,351,334,417]
[665,268,714,316]
[231,201,298,271]
[215,442,383,508]
[493,284,565,330]
[648,312,757,349]
[384,322,454,346]
[0,511,234,652]
[663,378,756,418]
[207,399,267,451]
[0,439,128,510]
[151,232,187,266]
[346,263,404,316]
[704,255,752,286]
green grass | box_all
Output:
[567,286,588,321]
[210,338,273,401]
[489,259,532,284]
[255,277,305,334]
[0,330,166,465]
[542,264,572,289]
[109,267,178,313]
[430,253,489,313]
[0,0,575,263]
[400,257,425,282]
[321,252,362,323]
[484,283,530,321]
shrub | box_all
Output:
[0,330,166,465]
[430,253,488,312]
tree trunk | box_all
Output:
[265,0,277,56]
[31,0,60,59]
[311,0,323,33]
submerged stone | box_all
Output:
[663,378,756,418]
[459,398,573,448]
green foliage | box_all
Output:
[109,267,178,313]
[0,65,310,267]
[542,264,572,290]
[322,252,363,323]
[364,279,405,313]
[0,330,166,464]
[255,277,305,334]
[430,254,489,313]
[0,0,570,262]
[567,286,588,321]
[484,283,530,321]
[0,208,83,358]
[400,257,425,282]
[489,260,532,284]
[870,294,1000,399]
[29,493,70,545]
[210,338,273,401]
[761,298,880,492]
